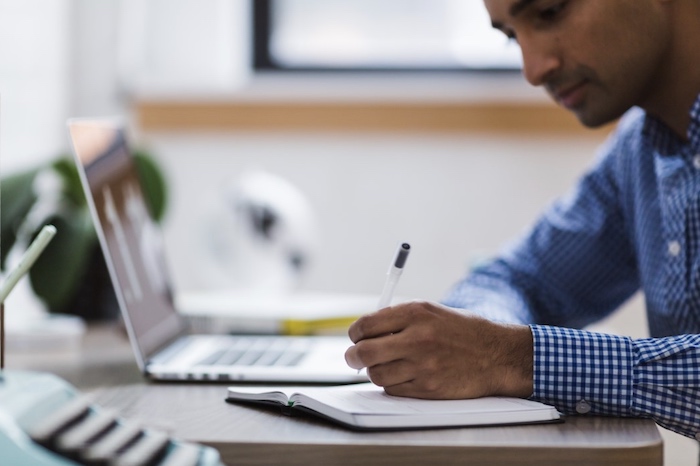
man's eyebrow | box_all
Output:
[509,0,538,17]
[491,0,538,29]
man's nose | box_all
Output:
[519,39,561,87]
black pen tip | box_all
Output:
[394,243,411,268]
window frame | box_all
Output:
[251,0,522,74]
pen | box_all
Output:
[355,242,411,374]
[0,224,57,370]
[0,224,57,303]
[376,242,410,310]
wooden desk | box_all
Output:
[9,324,663,466]
[90,383,662,466]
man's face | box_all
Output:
[484,0,671,127]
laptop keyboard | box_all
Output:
[196,337,308,367]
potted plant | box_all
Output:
[0,150,167,320]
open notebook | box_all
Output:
[67,118,367,384]
[227,383,561,430]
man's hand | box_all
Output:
[345,301,534,399]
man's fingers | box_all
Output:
[344,345,364,370]
[344,333,406,370]
[348,306,412,343]
[365,359,415,388]
[382,380,423,398]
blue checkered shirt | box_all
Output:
[443,96,700,439]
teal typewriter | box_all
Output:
[0,223,224,464]
[0,370,224,466]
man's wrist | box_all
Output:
[492,323,534,398]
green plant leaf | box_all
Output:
[51,156,87,208]
[28,209,96,313]
[0,169,39,269]
[134,150,168,222]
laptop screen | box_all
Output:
[68,119,184,364]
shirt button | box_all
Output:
[693,154,700,169]
[576,400,592,414]
[668,240,681,257]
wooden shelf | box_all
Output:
[135,100,614,136]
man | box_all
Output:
[345,0,700,439]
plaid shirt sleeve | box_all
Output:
[531,325,700,440]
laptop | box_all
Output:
[67,118,368,383]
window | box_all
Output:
[253,0,522,72]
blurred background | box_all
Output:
[0,1,695,462]
[0,0,587,306]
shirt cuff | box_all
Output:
[529,325,634,416]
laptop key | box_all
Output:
[233,350,264,366]
[215,350,244,365]
[254,350,284,366]
[274,351,305,367]
[195,349,227,366]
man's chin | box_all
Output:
[571,107,623,129]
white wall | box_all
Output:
[146,131,597,296]
[69,0,126,118]
[0,0,72,172]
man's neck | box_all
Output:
[643,74,699,141]
[639,3,700,140]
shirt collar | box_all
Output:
[642,92,700,156]
[688,95,700,150]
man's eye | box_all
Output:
[538,1,568,21]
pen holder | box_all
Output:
[1,302,5,369]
